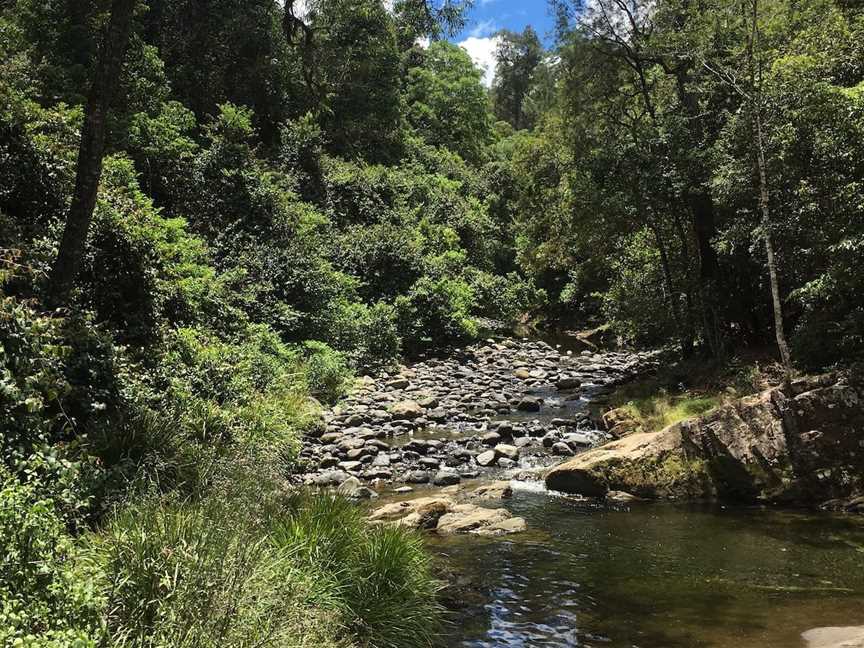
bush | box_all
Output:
[323,300,401,370]
[301,341,352,404]
[0,470,102,647]
[395,276,478,350]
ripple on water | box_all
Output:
[438,489,864,648]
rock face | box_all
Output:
[546,374,864,507]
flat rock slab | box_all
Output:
[803,627,864,648]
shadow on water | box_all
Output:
[433,489,864,648]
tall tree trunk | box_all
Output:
[749,0,793,376]
[48,0,136,305]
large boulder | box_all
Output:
[546,374,864,506]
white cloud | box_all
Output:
[458,35,502,88]
[468,18,498,38]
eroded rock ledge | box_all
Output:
[545,373,864,510]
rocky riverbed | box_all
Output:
[298,338,663,494]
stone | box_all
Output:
[390,400,425,420]
[476,450,497,467]
[552,442,575,456]
[556,377,582,390]
[386,378,410,390]
[432,471,461,486]
[481,431,502,445]
[418,396,440,409]
[404,470,430,484]
[563,432,594,447]
[497,457,517,468]
[338,461,363,472]
[516,396,541,412]
[336,476,362,495]
[802,627,864,648]
[465,481,513,501]
[313,470,350,486]
[471,516,527,537]
[606,490,641,502]
[371,454,391,467]
[436,504,513,535]
[513,368,532,379]
[494,444,520,460]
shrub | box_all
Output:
[323,300,401,370]
[395,276,478,350]
[301,341,352,404]
[0,470,103,647]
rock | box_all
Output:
[471,516,527,537]
[476,450,497,467]
[556,377,582,390]
[516,396,541,412]
[436,505,512,535]
[371,454,391,467]
[542,433,558,448]
[606,490,641,502]
[802,627,864,648]
[465,481,513,501]
[348,486,379,499]
[546,375,864,505]
[404,470,431,484]
[552,442,575,456]
[481,431,502,445]
[336,476,362,495]
[513,368,532,379]
[338,461,363,472]
[497,458,517,468]
[563,432,594,447]
[390,400,425,420]
[418,396,440,409]
[386,378,410,390]
[393,486,413,493]
[494,444,520,460]
[432,471,461,486]
[313,470,350,486]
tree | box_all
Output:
[393,0,474,50]
[492,27,544,130]
[746,0,794,375]
[49,0,137,304]
[404,41,492,163]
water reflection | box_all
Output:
[435,490,864,648]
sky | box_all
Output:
[453,0,556,87]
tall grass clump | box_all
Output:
[272,493,444,648]
[92,494,347,648]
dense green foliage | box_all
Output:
[514,0,864,369]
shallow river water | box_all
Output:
[432,488,864,648]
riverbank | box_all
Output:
[546,371,864,510]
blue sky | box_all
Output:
[453,0,555,86]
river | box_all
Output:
[432,487,864,647]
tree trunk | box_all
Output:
[48,0,136,305]
[754,110,793,375]
[748,0,793,377]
